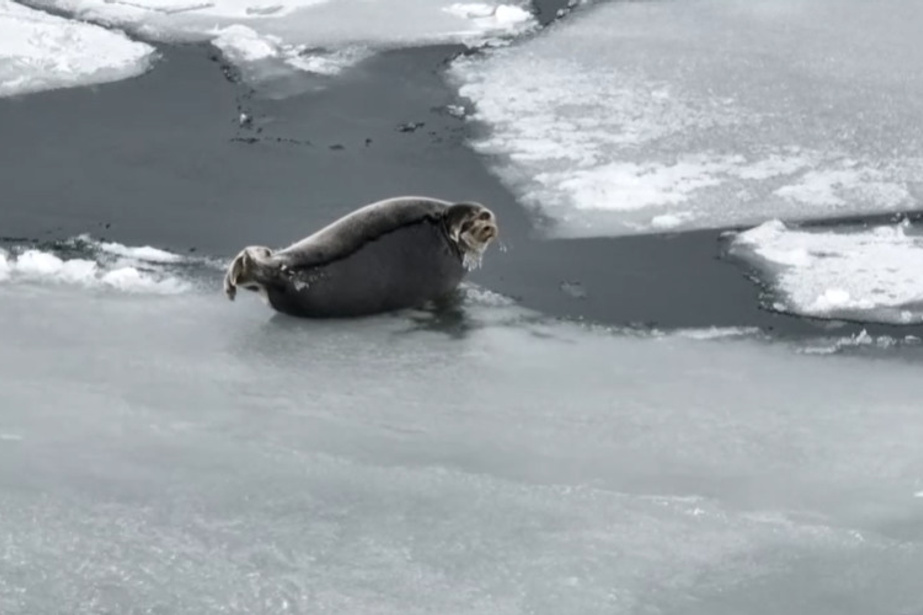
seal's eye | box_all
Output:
[477,211,492,221]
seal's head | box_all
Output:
[443,202,499,270]
[223,246,275,301]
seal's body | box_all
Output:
[224,196,499,318]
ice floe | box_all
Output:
[30,0,536,84]
[0,235,204,294]
[448,0,923,238]
[797,329,922,357]
[0,0,156,98]
[727,219,923,325]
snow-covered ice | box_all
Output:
[727,219,923,325]
[0,235,213,294]
[0,0,155,98]
[1,270,922,613]
[29,0,536,84]
[448,0,923,238]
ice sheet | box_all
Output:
[1,279,922,613]
[0,235,213,294]
[0,0,155,98]
[31,0,536,83]
[727,219,923,325]
[447,0,923,238]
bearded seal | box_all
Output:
[223,195,499,318]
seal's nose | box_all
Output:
[478,224,498,242]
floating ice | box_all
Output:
[665,326,763,341]
[797,330,922,357]
[32,0,536,84]
[727,219,923,325]
[0,0,156,98]
[0,237,197,294]
[97,240,185,263]
[448,0,923,238]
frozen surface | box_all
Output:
[31,0,536,84]
[2,240,923,614]
[728,219,923,325]
[448,0,923,238]
[0,236,219,294]
[0,0,155,98]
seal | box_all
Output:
[223,195,499,318]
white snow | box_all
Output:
[665,326,763,341]
[798,330,921,356]
[558,155,737,212]
[30,0,536,83]
[443,2,532,28]
[0,237,196,294]
[0,0,156,98]
[97,240,185,263]
[211,24,279,62]
[448,0,923,238]
[650,212,694,230]
[728,219,923,325]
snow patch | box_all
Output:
[728,219,923,325]
[97,241,185,263]
[211,24,279,62]
[651,212,695,230]
[443,3,533,29]
[798,330,922,356]
[208,23,371,78]
[0,236,199,294]
[555,155,740,212]
[0,0,156,98]
[667,327,763,341]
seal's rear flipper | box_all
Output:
[224,247,272,301]
[224,249,250,301]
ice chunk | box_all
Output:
[97,240,185,263]
[443,2,533,28]
[0,236,199,294]
[0,0,156,98]
[211,24,280,63]
[798,329,921,356]
[666,326,763,341]
[447,0,923,238]
[31,0,536,83]
[727,219,923,325]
